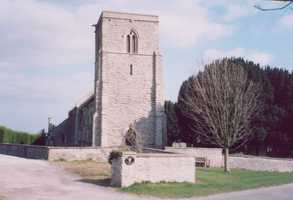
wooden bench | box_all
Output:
[196,157,210,168]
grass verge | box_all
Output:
[52,160,111,181]
[121,168,293,198]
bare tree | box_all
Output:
[255,0,293,11]
[178,58,261,172]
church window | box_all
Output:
[127,35,131,53]
[130,64,133,75]
[132,34,137,53]
[126,30,138,54]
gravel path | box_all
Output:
[0,154,293,200]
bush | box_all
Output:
[0,125,39,144]
[0,129,4,143]
[108,151,122,164]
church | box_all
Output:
[47,11,166,148]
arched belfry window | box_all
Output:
[132,34,137,53]
[126,30,138,54]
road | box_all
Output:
[0,154,292,200]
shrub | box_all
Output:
[0,125,39,144]
[108,151,123,164]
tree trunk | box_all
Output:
[224,147,230,172]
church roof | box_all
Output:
[74,92,94,108]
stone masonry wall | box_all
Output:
[94,11,165,147]
[47,146,120,162]
[0,144,49,159]
[229,155,293,172]
[165,147,223,167]
[48,95,95,147]
[111,151,196,187]
[101,53,162,146]
[75,95,95,146]
[0,144,119,162]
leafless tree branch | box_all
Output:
[255,0,293,11]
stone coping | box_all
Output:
[137,153,195,158]
[166,147,221,149]
[0,143,48,149]
[230,154,293,161]
[120,151,194,158]
[143,147,175,153]
[47,146,120,150]
[0,143,122,150]
[101,10,158,21]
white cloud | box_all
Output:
[202,0,256,22]
[0,0,238,131]
[0,0,94,69]
[0,71,93,104]
[204,48,273,65]
[0,0,236,96]
[154,1,234,47]
[222,4,254,22]
[84,0,234,47]
[0,70,93,127]
[280,14,293,28]
[0,0,235,70]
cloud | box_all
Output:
[222,4,255,22]
[0,0,96,128]
[159,12,233,47]
[204,48,273,65]
[0,0,235,69]
[0,70,93,103]
[154,1,234,47]
[0,0,240,131]
[78,0,234,47]
[0,0,236,95]
[280,14,293,29]
[0,0,94,70]
[202,0,256,22]
[0,70,93,129]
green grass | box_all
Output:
[120,168,293,198]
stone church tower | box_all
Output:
[93,11,165,147]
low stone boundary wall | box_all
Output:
[111,151,196,187]
[0,144,223,169]
[48,146,119,162]
[229,155,293,172]
[165,147,223,167]
[0,144,119,162]
[0,143,49,159]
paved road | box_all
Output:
[0,154,293,200]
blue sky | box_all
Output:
[0,0,293,133]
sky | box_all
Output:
[0,0,293,133]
